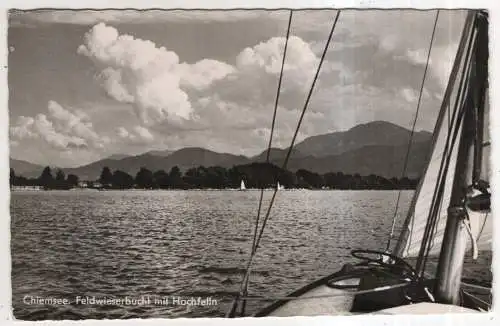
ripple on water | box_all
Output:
[11,190,491,319]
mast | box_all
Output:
[393,11,473,257]
[434,10,487,304]
[434,93,474,304]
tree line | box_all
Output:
[10,163,419,190]
[10,167,79,190]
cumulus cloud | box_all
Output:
[395,43,459,93]
[76,23,340,143]
[74,18,450,154]
[430,45,459,90]
[236,35,319,93]
[178,59,237,90]
[10,116,36,139]
[197,34,340,122]
[77,23,234,124]
[10,101,109,151]
[11,113,86,150]
[116,125,155,144]
[401,87,418,103]
[142,31,391,152]
[47,100,106,147]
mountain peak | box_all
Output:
[145,149,173,157]
[348,120,407,132]
[294,120,432,157]
[175,147,213,153]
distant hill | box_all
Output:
[10,121,433,180]
[249,121,431,177]
[9,159,45,178]
[287,141,431,178]
[251,147,307,166]
[145,149,174,157]
[62,147,250,180]
[106,154,130,160]
[106,149,173,160]
[164,147,249,167]
[294,120,432,157]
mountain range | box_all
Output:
[10,121,433,180]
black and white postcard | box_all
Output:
[3,1,496,323]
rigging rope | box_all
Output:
[228,10,342,317]
[475,212,489,242]
[419,75,471,274]
[251,10,294,257]
[461,281,492,291]
[385,10,440,252]
[463,216,478,259]
[241,10,293,316]
[403,11,475,260]
[461,289,491,308]
[253,9,341,262]
[399,11,474,258]
[418,18,478,275]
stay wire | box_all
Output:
[251,10,294,257]
[240,9,293,316]
[230,10,341,317]
[385,10,440,252]
[403,11,475,257]
[418,17,478,276]
[419,68,470,276]
[252,10,341,258]
[424,45,477,262]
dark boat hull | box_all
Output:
[254,265,486,317]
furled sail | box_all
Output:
[395,11,491,259]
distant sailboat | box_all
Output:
[240,180,246,191]
[277,182,285,191]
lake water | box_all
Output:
[10,190,491,319]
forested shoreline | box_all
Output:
[10,162,419,190]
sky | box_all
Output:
[8,9,467,167]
